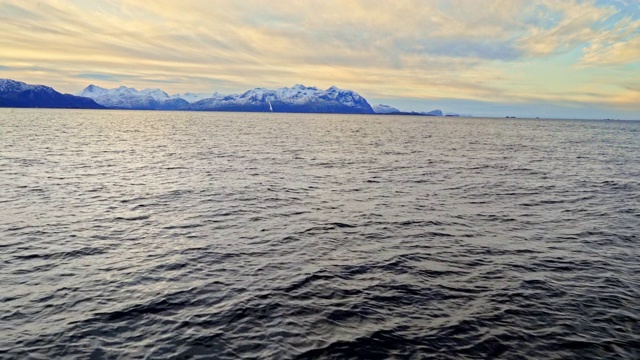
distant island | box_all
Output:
[1,78,449,116]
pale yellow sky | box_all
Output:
[1,0,639,118]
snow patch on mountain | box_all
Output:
[171,92,212,103]
[139,88,170,100]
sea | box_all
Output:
[1,109,639,359]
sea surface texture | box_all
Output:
[1,109,639,359]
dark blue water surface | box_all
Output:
[1,109,639,359]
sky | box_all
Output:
[0,0,639,119]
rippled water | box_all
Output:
[1,109,639,359]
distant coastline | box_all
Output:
[5,78,633,120]
[1,78,448,116]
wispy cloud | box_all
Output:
[579,16,640,66]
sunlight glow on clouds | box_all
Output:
[0,0,638,118]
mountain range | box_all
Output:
[1,78,446,115]
[77,83,376,114]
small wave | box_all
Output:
[112,214,151,221]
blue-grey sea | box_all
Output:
[1,109,639,359]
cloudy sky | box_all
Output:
[1,0,639,118]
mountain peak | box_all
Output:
[422,109,443,116]
[77,84,108,97]
[83,84,106,91]
[0,78,20,85]
[140,88,169,99]
[292,84,315,90]
[373,104,400,114]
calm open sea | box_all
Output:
[1,109,639,359]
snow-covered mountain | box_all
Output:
[372,104,400,114]
[77,85,189,110]
[0,79,104,109]
[421,109,443,116]
[171,92,212,103]
[76,84,374,113]
[190,84,374,113]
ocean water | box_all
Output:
[1,109,639,359]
